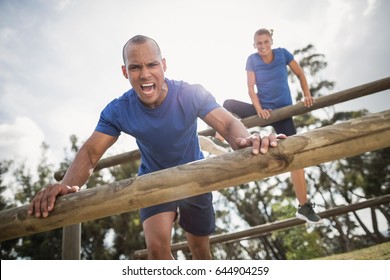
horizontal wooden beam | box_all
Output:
[134,194,390,259]
[54,149,141,181]
[201,76,390,135]
[1,110,389,242]
[53,77,390,181]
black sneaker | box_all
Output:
[296,202,323,224]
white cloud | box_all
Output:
[0,0,389,171]
[0,116,45,169]
[363,0,378,16]
[54,0,72,11]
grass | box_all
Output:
[316,241,390,260]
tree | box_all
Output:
[0,160,19,259]
[0,143,63,259]
[0,136,146,259]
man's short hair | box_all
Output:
[122,35,162,64]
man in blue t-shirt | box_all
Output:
[28,35,282,259]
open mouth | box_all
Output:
[141,83,156,94]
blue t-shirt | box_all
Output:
[95,78,220,175]
[245,48,294,109]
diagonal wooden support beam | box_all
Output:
[0,110,389,242]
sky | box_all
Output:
[0,0,389,172]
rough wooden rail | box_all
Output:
[53,76,390,181]
[205,76,390,135]
[1,110,389,242]
[134,194,390,259]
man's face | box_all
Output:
[122,40,167,108]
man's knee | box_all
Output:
[142,211,176,259]
[187,234,212,260]
[147,239,173,260]
[191,247,212,260]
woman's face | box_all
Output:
[253,34,273,56]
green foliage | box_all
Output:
[0,136,146,260]
[321,110,369,127]
[271,202,327,259]
[0,143,62,259]
[0,160,18,259]
[290,44,334,99]
[0,160,14,209]
[317,242,390,260]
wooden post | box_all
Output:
[62,224,81,260]
[0,110,389,242]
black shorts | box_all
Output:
[140,192,215,236]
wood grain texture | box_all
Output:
[53,77,390,180]
[1,110,389,242]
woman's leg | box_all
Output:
[223,99,257,119]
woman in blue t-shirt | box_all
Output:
[223,28,322,224]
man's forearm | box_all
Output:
[227,119,251,150]
[60,147,98,187]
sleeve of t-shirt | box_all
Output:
[245,55,254,72]
[95,102,122,137]
[282,48,294,64]
[193,84,220,118]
